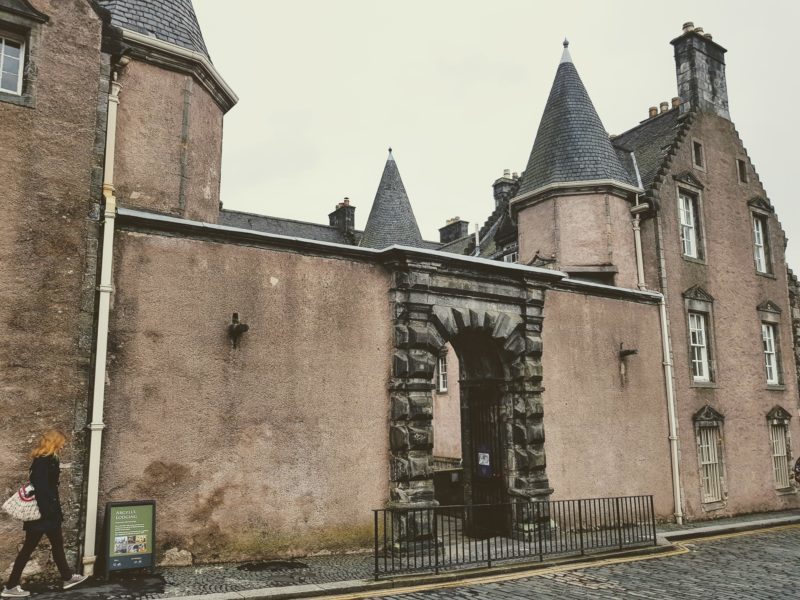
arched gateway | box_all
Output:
[385,252,558,530]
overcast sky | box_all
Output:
[193,1,800,268]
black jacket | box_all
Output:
[25,455,63,533]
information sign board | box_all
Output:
[104,501,156,577]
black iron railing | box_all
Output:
[373,495,656,578]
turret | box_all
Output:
[510,41,642,286]
[98,0,237,223]
[360,149,424,249]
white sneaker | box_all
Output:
[0,586,30,598]
[62,574,88,590]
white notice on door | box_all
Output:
[478,452,490,466]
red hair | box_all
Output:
[31,430,66,458]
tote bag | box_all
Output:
[2,484,41,522]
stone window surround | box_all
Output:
[684,286,717,387]
[676,185,707,264]
[737,157,749,184]
[766,406,794,494]
[758,302,784,389]
[693,405,727,511]
[0,5,46,109]
[691,138,706,172]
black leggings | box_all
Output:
[6,527,72,588]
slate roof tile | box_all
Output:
[517,46,634,196]
[611,108,684,193]
[97,0,210,58]
[360,152,425,250]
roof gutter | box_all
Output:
[119,29,238,109]
[510,179,645,212]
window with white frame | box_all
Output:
[436,355,448,392]
[770,421,790,489]
[0,33,24,95]
[502,251,519,264]
[689,312,711,382]
[678,191,700,259]
[694,405,726,506]
[752,214,771,274]
[762,322,781,385]
[766,406,793,490]
[698,425,724,502]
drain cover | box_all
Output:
[237,560,308,571]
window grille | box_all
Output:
[770,423,790,489]
[698,426,723,502]
[679,192,697,258]
[437,355,448,392]
[689,312,710,381]
[762,323,779,385]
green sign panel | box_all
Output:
[105,501,156,574]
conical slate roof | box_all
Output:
[517,42,632,196]
[360,150,424,249]
[98,0,210,58]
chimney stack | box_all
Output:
[671,23,729,119]
[493,169,519,206]
[648,106,658,118]
[671,96,681,109]
[328,197,356,234]
[660,101,669,113]
[439,217,470,244]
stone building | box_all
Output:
[0,0,798,575]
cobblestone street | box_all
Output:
[367,526,800,600]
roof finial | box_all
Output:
[387,147,394,161]
[560,38,572,64]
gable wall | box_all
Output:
[659,112,800,517]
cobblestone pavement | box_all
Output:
[17,553,375,599]
[368,526,800,600]
[13,513,799,599]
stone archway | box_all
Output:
[386,255,554,515]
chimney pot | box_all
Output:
[649,106,658,118]
[503,169,511,178]
[694,27,704,35]
[682,21,694,33]
[704,33,712,40]
[512,172,519,179]
[660,101,669,113]
[671,96,681,108]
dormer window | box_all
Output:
[0,33,24,95]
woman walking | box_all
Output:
[2,431,88,597]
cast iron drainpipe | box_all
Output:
[629,150,683,525]
[81,67,123,577]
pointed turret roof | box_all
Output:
[516,41,634,197]
[360,150,424,249]
[98,0,210,58]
